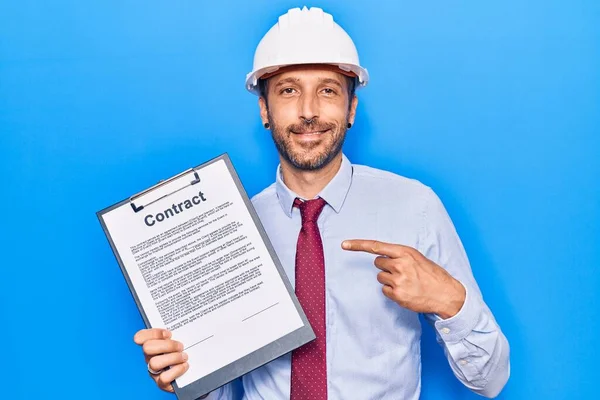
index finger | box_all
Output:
[341,240,410,258]
[133,328,172,345]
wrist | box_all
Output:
[436,279,466,319]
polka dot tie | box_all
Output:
[290,197,328,400]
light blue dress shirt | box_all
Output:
[207,153,509,399]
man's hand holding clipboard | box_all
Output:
[97,154,314,400]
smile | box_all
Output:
[292,129,330,135]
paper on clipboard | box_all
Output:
[97,154,314,399]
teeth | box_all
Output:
[292,129,329,135]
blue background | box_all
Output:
[1,1,598,399]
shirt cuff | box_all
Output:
[433,282,481,343]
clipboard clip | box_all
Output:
[129,168,201,213]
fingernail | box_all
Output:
[342,241,350,249]
[163,330,171,339]
[179,342,184,351]
[182,352,188,361]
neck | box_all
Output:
[280,153,343,199]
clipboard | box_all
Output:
[96,153,314,400]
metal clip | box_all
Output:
[129,168,201,213]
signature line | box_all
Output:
[184,335,214,351]
[242,302,279,322]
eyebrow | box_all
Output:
[318,77,344,89]
[273,77,300,89]
[273,76,344,90]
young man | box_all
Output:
[134,7,510,399]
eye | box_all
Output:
[280,87,297,95]
[321,87,337,95]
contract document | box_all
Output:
[97,154,314,400]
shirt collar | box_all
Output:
[275,153,353,217]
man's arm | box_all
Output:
[341,187,510,398]
[420,188,510,398]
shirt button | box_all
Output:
[441,327,450,334]
[460,359,468,365]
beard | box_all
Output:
[268,112,349,171]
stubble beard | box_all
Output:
[267,111,349,171]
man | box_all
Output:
[133,6,510,399]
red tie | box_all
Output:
[290,197,328,400]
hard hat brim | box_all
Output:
[246,62,369,95]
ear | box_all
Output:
[259,97,269,126]
[348,95,358,126]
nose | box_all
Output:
[299,91,319,123]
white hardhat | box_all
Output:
[245,6,369,95]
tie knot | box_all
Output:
[294,197,327,223]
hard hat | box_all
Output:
[245,6,369,95]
